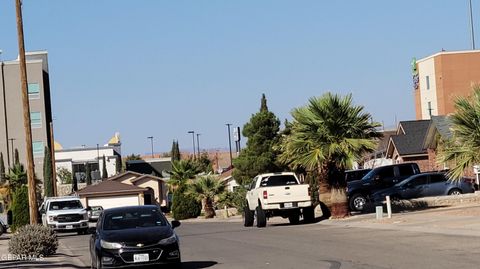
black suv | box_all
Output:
[345,168,372,182]
[347,163,421,211]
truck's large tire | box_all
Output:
[349,193,367,212]
[244,204,254,227]
[256,206,267,228]
[302,206,315,223]
[288,210,300,225]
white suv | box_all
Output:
[40,196,90,235]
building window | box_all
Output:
[32,141,44,157]
[426,76,430,90]
[428,101,433,117]
[30,112,42,128]
[28,83,40,99]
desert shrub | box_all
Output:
[9,224,58,257]
[171,185,201,220]
[217,186,247,213]
[11,185,29,232]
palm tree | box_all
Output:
[0,163,28,209]
[438,86,480,180]
[187,175,225,218]
[167,159,198,192]
[278,93,381,218]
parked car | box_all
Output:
[345,168,372,182]
[348,163,421,211]
[40,196,90,235]
[0,218,8,235]
[245,172,314,227]
[88,206,104,222]
[90,205,181,269]
[372,172,475,203]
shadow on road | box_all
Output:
[0,260,88,269]
[181,261,218,269]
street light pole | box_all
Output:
[226,123,233,168]
[196,133,201,159]
[147,136,154,158]
[16,0,38,224]
[188,131,195,160]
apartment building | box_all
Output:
[0,51,53,182]
[413,50,480,119]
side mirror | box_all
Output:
[171,220,181,229]
[40,209,46,215]
[85,206,92,211]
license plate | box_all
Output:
[133,254,149,263]
[284,202,293,208]
[66,225,73,229]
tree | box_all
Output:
[233,94,282,186]
[56,167,72,184]
[439,86,480,180]
[194,151,213,174]
[277,93,381,218]
[167,159,198,192]
[102,155,108,179]
[6,163,27,192]
[43,146,53,197]
[115,156,122,174]
[11,185,29,231]
[187,175,226,218]
[0,152,5,184]
[85,164,92,185]
[126,154,142,161]
[171,184,201,220]
[171,140,181,162]
[14,149,19,165]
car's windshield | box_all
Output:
[260,175,298,187]
[49,200,84,210]
[361,169,376,181]
[103,208,168,231]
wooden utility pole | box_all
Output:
[15,0,38,224]
[50,122,57,196]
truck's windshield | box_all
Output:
[260,175,298,187]
[49,200,84,210]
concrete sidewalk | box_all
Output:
[0,233,88,268]
[322,204,480,237]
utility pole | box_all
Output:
[469,0,476,49]
[226,123,233,168]
[1,51,10,168]
[16,0,38,224]
[50,122,57,196]
[196,133,201,159]
[147,136,154,158]
[188,131,195,160]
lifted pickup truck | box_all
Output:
[244,172,315,228]
[40,196,90,235]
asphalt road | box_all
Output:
[59,219,480,269]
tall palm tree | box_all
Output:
[278,93,381,218]
[438,86,480,180]
[167,159,198,192]
[0,163,28,209]
[187,175,226,218]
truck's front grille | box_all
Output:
[56,214,83,223]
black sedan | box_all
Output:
[90,205,181,268]
[372,172,475,203]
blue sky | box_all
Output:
[0,1,476,155]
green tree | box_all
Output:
[195,151,213,174]
[85,164,92,185]
[187,175,226,218]
[171,184,201,220]
[0,152,5,183]
[167,159,198,192]
[277,93,381,218]
[171,140,181,162]
[14,149,19,165]
[11,185,29,231]
[126,154,142,161]
[102,155,108,179]
[439,86,480,180]
[56,167,72,184]
[115,156,122,173]
[233,94,282,186]
[6,163,27,192]
[43,146,53,197]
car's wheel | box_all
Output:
[448,189,462,195]
[255,206,267,228]
[171,256,182,269]
[349,193,367,211]
[95,253,102,269]
[302,206,315,223]
[244,204,254,227]
[288,211,300,225]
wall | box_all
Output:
[417,57,438,119]
[55,147,119,178]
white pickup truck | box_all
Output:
[40,196,90,235]
[244,172,315,227]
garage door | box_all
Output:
[88,195,139,209]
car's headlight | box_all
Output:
[100,240,123,249]
[158,234,178,245]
